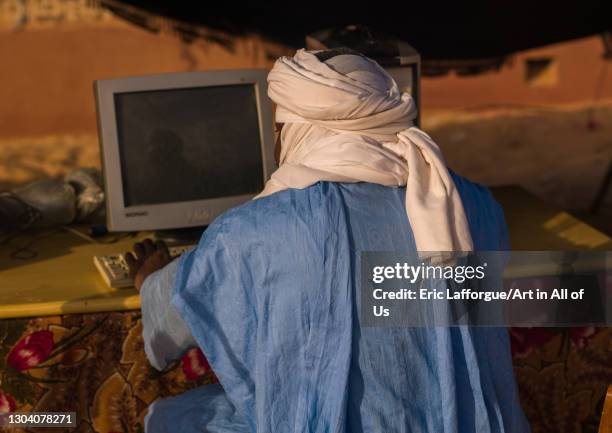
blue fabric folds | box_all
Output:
[141,258,198,370]
[144,177,530,433]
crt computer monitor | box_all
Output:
[94,70,276,232]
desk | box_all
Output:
[1,186,610,321]
[0,229,147,319]
[0,186,610,432]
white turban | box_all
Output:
[257,49,473,256]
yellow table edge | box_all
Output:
[0,294,141,319]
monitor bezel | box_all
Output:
[95,70,276,232]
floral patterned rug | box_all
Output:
[510,327,611,433]
[0,313,610,433]
[0,312,217,433]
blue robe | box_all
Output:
[142,176,530,433]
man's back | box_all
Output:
[148,177,529,433]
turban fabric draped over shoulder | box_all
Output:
[257,49,473,256]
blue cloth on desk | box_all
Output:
[142,177,530,433]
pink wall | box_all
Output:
[0,24,275,138]
[421,35,612,110]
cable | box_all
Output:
[0,192,42,246]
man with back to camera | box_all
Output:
[125,48,531,433]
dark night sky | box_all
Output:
[110,0,611,59]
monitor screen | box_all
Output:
[114,84,264,207]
